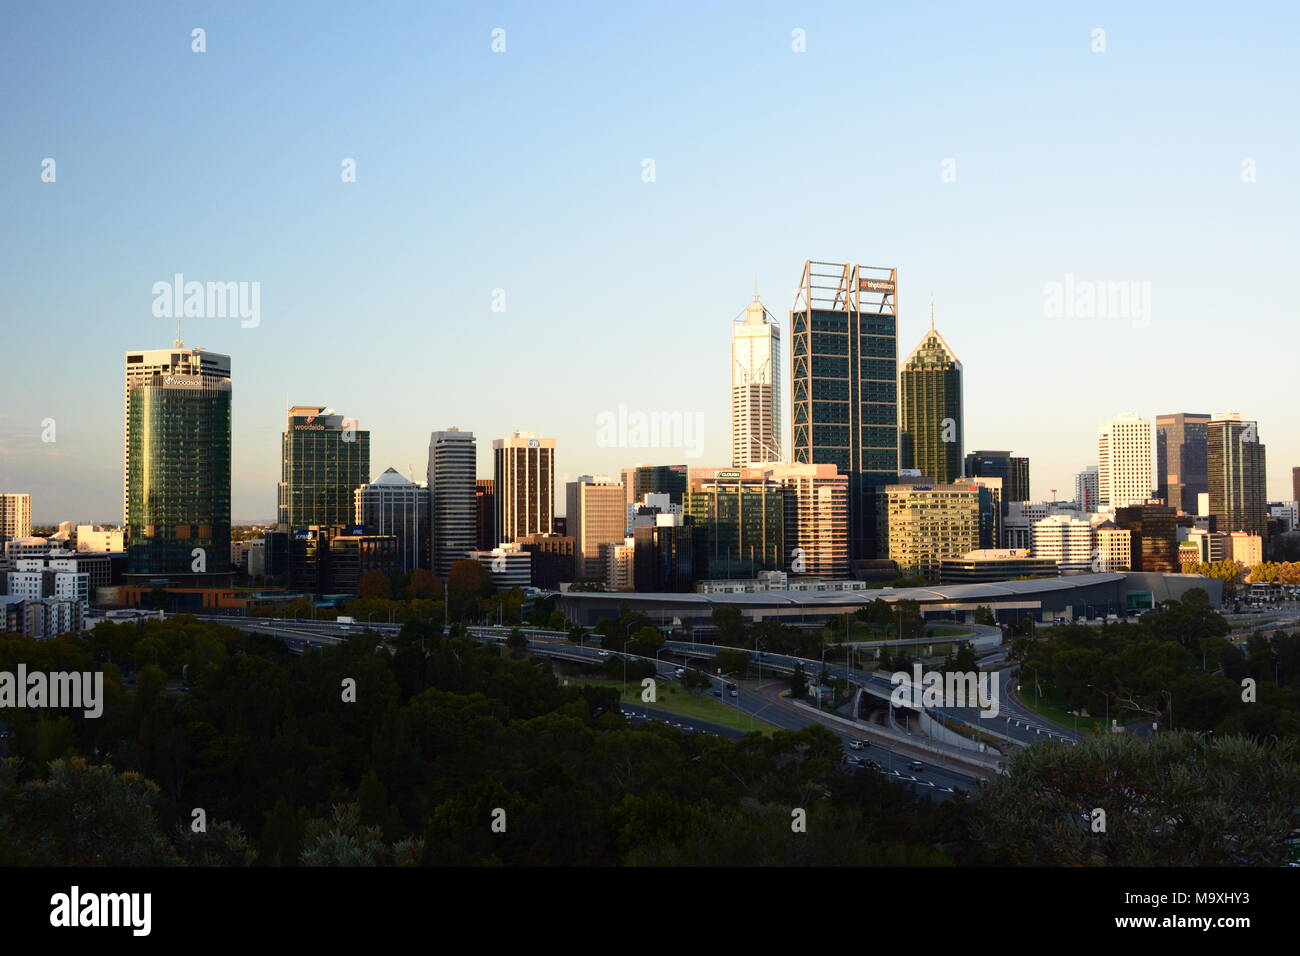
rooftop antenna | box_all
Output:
[174,313,183,349]
[930,294,935,331]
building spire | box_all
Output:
[930,293,935,331]
[174,313,184,349]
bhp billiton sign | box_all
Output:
[859,278,896,294]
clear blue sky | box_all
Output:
[2,1,1297,522]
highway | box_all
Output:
[192,614,984,798]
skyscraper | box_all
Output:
[790,260,898,562]
[1074,465,1099,513]
[1155,412,1210,514]
[493,432,555,544]
[1207,414,1267,536]
[124,346,232,580]
[1292,466,1300,505]
[124,346,230,526]
[1098,414,1152,509]
[760,462,849,579]
[684,474,784,580]
[731,287,781,467]
[1114,503,1179,572]
[565,475,626,581]
[278,406,371,531]
[356,467,430,574]
[965,451,1030,503]
[899,301,963,483]
[428,428,477,577]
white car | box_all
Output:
[597,651,609,658]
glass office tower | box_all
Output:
[278,405,371,531]
[684,478,784,579]
[790,261,898,561]
[1156,412,1210,514]
[899,305,963,483]
[125,371,232,579]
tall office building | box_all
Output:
[883,481,981,580]
[278,406,370,530]
[356,468,430,574]
[493,432,555,544]
[475,479,496,551]
[964,451,1030,503]
[1206,414,1267,537]
[1098,414,1153,509]
[1293,466,1300,505]
[1074,466,1100,513]
[731,287,782,467]
[790,261,898,562]
[684,475,784,580]
[124,346,231,526]
[1114,503,1178,572]
[1155,412,1210,514]
[124,345,232,580]
[565,476,627,581]
[427,428,477,577]
[0,493,32,541]
[760,463,849,579]
[1031,514,1094,573]
[899,302,963,483]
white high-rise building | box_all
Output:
[1031,514,1095,573]
[731,288,781,467]
[1074,466,1100,512]
[428,429,477,578]
[493,432,555,544]
[0,493,32,541]
[1098,413,1153,509]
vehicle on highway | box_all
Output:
[597,651,609,658]
[907,760,924,771]
[674,668,686,678]
[848,740,863,750]
[728,689,739,698]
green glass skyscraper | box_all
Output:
[278,405,371,531]
[899,302,963,483]
[791,261,898,561]
[124,347,232,581]
[684,478,784,579]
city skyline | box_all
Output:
[5,3,1300,522]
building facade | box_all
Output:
[1206,414,1267,537]
[0,493,32,542]
[883,482,981,579]
[1031,514,1094,574]
[731,289,782,467]
[427,428,477,577]
[355,467,430,574]
[493,432,555,544]
[684,476,785,580]
[1075,466,1099,513]
[566,476,627,583]
[125,359,232,581]
[964,450,1030,503]
[790,261,898,562]
[1098,414,1153,509]
[278,405,370,531]
[1155,412,1210,514]
[899,310,963,484]
[1114,503,1178,573]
